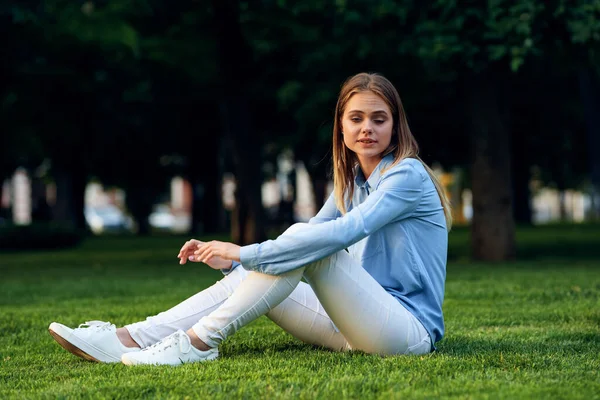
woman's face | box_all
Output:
[341,91,393,169]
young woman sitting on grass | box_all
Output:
[49,72,452,366]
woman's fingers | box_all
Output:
[194,242,220,264]
[195,246,213,264]
[177,241,190,264]
[178,240,192,255]
[178,242,189,259]
[183,240,239,267]
[182,239,203,252]
[178,239,204,264]
[194,241,241,264]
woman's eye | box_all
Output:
[374,120,385,124]
[351,118,361,122]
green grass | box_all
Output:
[1,226,599,399]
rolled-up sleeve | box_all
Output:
[220,260,241,275]
[240,163,424,275]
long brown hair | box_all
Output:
[332,72,452,230]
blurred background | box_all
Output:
[1,0,599,261]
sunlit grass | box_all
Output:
[1,226,599,399]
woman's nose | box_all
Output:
[362,121,373,133]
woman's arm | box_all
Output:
[240,162,424,275]
[193,187,340,272]
[308,191,341,225]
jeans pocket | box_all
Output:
[406,336,431,355]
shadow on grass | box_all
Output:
[220,340,328,359]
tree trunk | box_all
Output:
[304,158,330,214]
[211,0,266,245]
[558,190,568,222]
[229,142,265,244]
[468,71,516,261]
[233,173,264,244]
[188,144,223,235]
[450,167,466,225]
[578,66,600,220]
[189,180,204,235]
[276,168,296,228]
[52,170,73,225]
[203,137,225,234]
[512,145,532,225]
[126,186,154,236]
[311,176,327,214]
[199,171,222,235]
[0,177,6,220]
[52,167,87,231]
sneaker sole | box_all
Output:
[48,327,102,363]
[120,354,136,366]
[48,323,123,363]
[121,349,219,366]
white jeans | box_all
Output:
[126,225,431,355]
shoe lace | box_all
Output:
[78,320,114,331]
[143,330,192,354]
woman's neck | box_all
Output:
[358,156,383,180]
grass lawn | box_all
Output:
[1,225,599,399]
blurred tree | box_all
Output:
[3,1,221,234]
[239,1,339,211]
[3,0,598,247]
[124,1,226,235]
[2,2,91,229]
[402,1,554,261]
[240,0,468,212]
[1,2,47,220]
[210,0,268,244]
[88,2,221,235]
[511,1,600,222]
[564,1,600,220]
[578,65,600,220]
[400,0,597,259]
[2,1,153,231]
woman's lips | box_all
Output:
[357,139,377,146]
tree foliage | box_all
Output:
[2,0,599,249]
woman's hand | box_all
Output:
[194,241,241,268]
[177,239,236,270]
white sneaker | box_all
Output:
[121,330,218,366]
[48,320,140,363]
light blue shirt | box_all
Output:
[237,155,448,345]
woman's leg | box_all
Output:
[189,252,429,356]
[124,265,349,352]
[48,269,248,363]
[124,266,247,348]
[265,280,350,352]
[190,224,429,355]
[191,268,305,348]
[302,250,431,355]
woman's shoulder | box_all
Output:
[384,157,428,181]
[373,158,428,193]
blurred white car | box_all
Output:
[85,205,132,234]
[148,204,175,230]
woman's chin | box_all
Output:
[354,149,385,160]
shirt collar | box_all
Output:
[355,153,395,189]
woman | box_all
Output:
[49,72,452,366]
